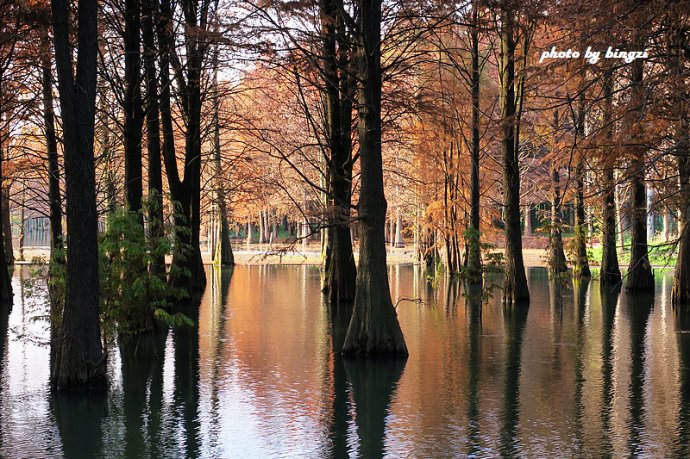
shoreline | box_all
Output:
[11,244,676,271]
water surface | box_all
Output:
[1,265,689,457]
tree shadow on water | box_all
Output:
[342,357,406,458]
[499,300,529,457]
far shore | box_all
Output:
[10,238,676,271]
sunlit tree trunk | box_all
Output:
[466,1,481,281]
[498,9,528,303]
[342,0,407,357]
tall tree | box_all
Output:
[497,6,529,303]
[320,0,356,303]
[158,0,210,292]
[50,0,106,389]
[599,68,621,285]
[572,89,590,278]
[466,0,482,281]
[41,33,63,265]
[624,57,654,292]
[142,0,164,274]
[342,0,407,357]
[210,45,234,266]
[123,0,143,218]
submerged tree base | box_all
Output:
[341,279,408,358]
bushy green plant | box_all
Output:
[99,205,192,335]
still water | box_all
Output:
[1,265,689,457]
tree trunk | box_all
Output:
[0,78,11,305]
[50,0,107,390]
[2,187,12,265]
[158,0,207,292]
[467,2,481,280]
[18,183,24,261]
[573,90,590,278]
[41,41,63,264]
[672,95,690,305]
[342,0,407,357]
[320,0,357,303]
[549,165,567,275]
[498,10,529,303]
[142,0,164,275]
[624,59,653,292]
[210,47,233,266]
[124,0,143,218]
[600,68,621,284]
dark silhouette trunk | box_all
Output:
[0,77,11,305]
[467,2,481,280]
[624,59,654,292]
[124,0,143,218]
[158,0,207,292]
[573,91,590,278]
[50,0,107,390]
[342,0,407,357]
[1,187,12,265]
[498,10,529,303]
[142,0,164,275]
[210,47,233,266]
[600,69,621,284]
[321,0,356,303]
[41,42,63,264]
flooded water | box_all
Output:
[1,265,689,457]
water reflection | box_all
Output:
[600,282,620,456]
[343,358,405,458]
[1,266,689,456]
[500,302,528,457]
[675,305,690,456]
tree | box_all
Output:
[341,0,407,357]
[157,0,211,292]
[624,58,654,292]
[142,0,164,274]
[320,0,356,303]
[50,0,107,390]
[497,5,530,303]
[123,0,143,218]
[599,67,621,285]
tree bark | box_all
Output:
[157,0,207,292]
[41,39,63,264]
[142,0,164,275]
[210,47,234,266]
[467,1,481,280]
[1,185,12,265]
[498,9,529,303]
[600,68,621,284]
[624,59,654,292]
[124,0,143,218]
[320,0,356,303]
[549,164,567,275]
[573,90,590,278]
[0,78,11,305]
[50,0,107,390]
[342,0,407,357]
